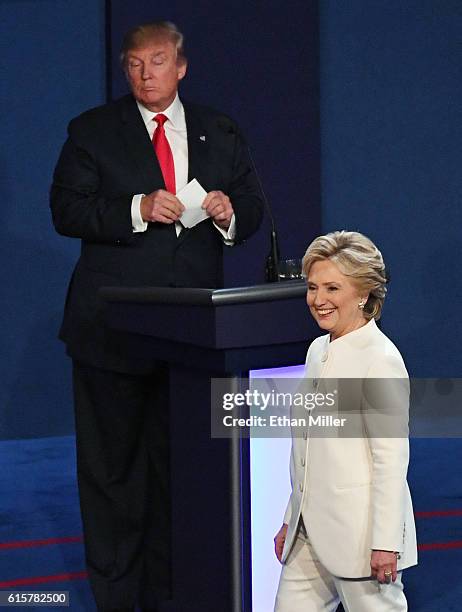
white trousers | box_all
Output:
[275,527,408,612]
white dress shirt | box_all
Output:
[131,94,235,241]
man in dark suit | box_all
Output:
[50,21,263,612]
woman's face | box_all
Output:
[307,259,368,341]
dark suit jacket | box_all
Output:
[50,95,263,372]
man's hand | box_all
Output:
[141,189,185,224]
[274,523,288,563]
[202,190,234,230]
[370,550,398,583]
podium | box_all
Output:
[102,281,317,612]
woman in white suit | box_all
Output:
[274,231,417,612]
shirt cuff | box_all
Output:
[214,214,236,245]
[131,194,148,233]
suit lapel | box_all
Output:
[117,95,166,192]
[183,102,211,187]
[117,97,211,192]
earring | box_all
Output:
[358,300,365,310]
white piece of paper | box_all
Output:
[177,179,209,228]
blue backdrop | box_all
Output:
[319,0,462,377]
[0,0,106,439]
[2,1,461,439]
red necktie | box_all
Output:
[152,114,176,194]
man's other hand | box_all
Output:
[202,190,234,229]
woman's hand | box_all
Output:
[274,523,288,563]
[370,550,398,583]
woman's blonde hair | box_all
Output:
[302,231,388,320]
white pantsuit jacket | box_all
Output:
[281,319,418,578]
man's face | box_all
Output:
[126,39,187,112]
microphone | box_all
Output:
[219,118,281,282]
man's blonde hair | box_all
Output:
[120,21,186,68]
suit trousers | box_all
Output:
[72,361,171,611]
[275,524,407,612]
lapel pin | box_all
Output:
[199,135,206,141]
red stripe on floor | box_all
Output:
[0,535,83,550]
[0,571,87,588]
[418,540,462,551]
[415,509,462,519]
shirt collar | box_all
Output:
[136,93,184,130]
[325,318,377,349]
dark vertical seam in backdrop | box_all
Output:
[105,0,113,102]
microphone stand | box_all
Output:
[219,119,283,284]
[246,146,281,282]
